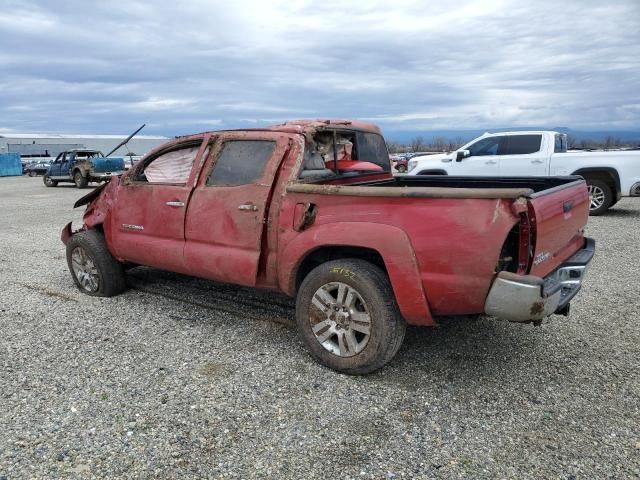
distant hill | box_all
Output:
[382,127,640,144]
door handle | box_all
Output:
[531,159,544,164]
[485,160,497,165]
[165,201,185,207]
[238,203,258,211]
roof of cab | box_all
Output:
[175,119,382,140]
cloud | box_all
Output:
[0,0,638,135]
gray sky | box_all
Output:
[1,0,639,136]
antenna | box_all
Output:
[105,124,146,157]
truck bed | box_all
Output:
[288,175,583,199]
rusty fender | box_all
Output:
[286,183,533,199]
[278,222,435,326]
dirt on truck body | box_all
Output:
[62,119,595,374]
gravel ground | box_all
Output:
[1,175,639,479]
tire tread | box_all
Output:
[296,258,406,375]
[66,230,126,297]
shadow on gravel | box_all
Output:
[126,267,296,327]
[124,267,557,384]
[601,208,640,218]
[376,315,557,388]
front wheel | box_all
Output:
[66,230,127,297]
[587,179,613,215]
[396,165,407,173]
[43,174,58,187]
[74,171,88,188]
[27,170,36,177]
[296,259,406,374]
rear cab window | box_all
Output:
[554,134,567,153]
[299,129,390,178]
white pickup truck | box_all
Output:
[407,131,640,214]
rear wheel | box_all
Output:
[43,174,57,187]
[74,171,88,188]
[296,259,406,374]
[586,179,613,215]
[66,230,126,297]
[396,164,407,173]
[27,170,36,177]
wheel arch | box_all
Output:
[416,169,448,175]
[280,222,434,326]
[571,167,621,196]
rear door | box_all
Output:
[498,134,547,176]
[183,132,289,286]
[527,180,590,277]
[108,138,209,273]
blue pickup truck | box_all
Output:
[43,150,126,188]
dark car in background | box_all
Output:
[24,160,51,177]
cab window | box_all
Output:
[467,137,501,156]
[500,135,542,155]
[554,135,567,153]
[206,140,276,186]
[137,142,203,184]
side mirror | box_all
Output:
[456,149,470,162]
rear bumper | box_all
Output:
[92,171,124,180]
[484,237,595,322]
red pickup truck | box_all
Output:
[62,119,594,374]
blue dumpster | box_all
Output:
[0,153,22,177]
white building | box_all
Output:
[0,133,169,158]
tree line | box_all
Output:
[387,134,640,154]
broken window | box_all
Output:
[300,130,389,177]
[142,145,200,184]
[354,132,390,172]
[207,140,275,186]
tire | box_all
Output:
[66,230,127,297]
[74,171,88,188]
[396,165,407,173]
[27,170,35,177]
[296,259,406,375]
[586,179,613,216]
[43,174,58,187]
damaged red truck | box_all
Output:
[62,120,595,374]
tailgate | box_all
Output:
[93,157,125,173]
[528,179,589,277]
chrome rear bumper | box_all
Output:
[484,238,595,323]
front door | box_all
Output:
[108,138,208,273]
[49,153,64,176]
[184,132,289,286]
[453,136,501,176]
[50,152,73,178]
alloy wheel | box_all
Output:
[308,282,371,357]
[588,184,605,210]
[70,246,100,292]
